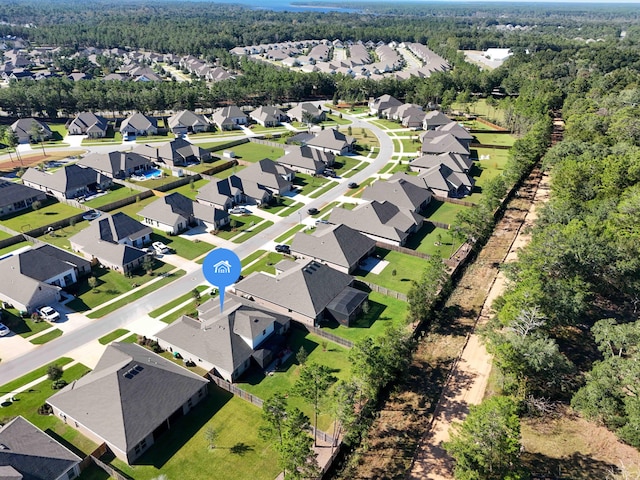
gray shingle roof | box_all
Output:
[167,110,209,130]
[68,112,107,134]
[234,260,353,320]
[0,255,62,307]
[328,200,422,244]
[157,294,289,375]
[13,244,89,282]
[78,151,151,177]
[47,343,208,455]
[10,118,52,143]
[410,152,473,173]
[139,192,228,227]
[420,133,469,155]
[422,110,451,129]
[235,159,293,193]
[278,145,333,173]
[0,180,45,209]
[21,164,109,196]
[362,177,432,212]
[290,224,375,271]
[0,416,81,480]
[119,112,157,133]
[305,128,355,152]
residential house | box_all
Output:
[422,111,452,130]
[78,151,153,179]
[420,133,470,156]
[10,118,53,144]
[134,137,210,168]
[167,110,210,135]
[329,200,423,246]
[156,294,291,382]
[431,121,474,150]
[66,112,108,138]
[287,103,326,124]
[69,212,152,274]
[410,152,473,175]
[0,259,62,313]
[235,159,294,202]
[398,164,473,198]
[0,416,82,480]
[211,106,248,131]
[196,176,244,211]
[361,176,432,213]
[277,145,334,175]
[119,113,158,139]
[0,179,47,217]
[305,128,355,155]
[234,259,368,327]
[47,342,209,465]
[138,192,229,234]
[21,164,113,200]
[249,106,288,127]
[290,223,375,274]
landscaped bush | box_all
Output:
[51,379,68,390]
[38,404,53,415]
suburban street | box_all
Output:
[0,109,394,386]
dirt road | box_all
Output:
[408,169,550,479]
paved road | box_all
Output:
[0,109,393,385]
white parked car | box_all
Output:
[0,323,10,336]
[229,206,247,214]
[152,241,170,254]
[37,306,60,322]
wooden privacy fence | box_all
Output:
[207,373,264,408]
[357,279,408,302]
[433,195,475,207]
[249,137,286,149]
[293,323,353,349]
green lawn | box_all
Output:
[167,178,209,201]
[467,149,510,204]
[150,231,212,260]
[370,119,401,130]
[344,177,375,197]
[108,386,280,480]
[276,201,304,217]
[214,165,246,179]
[378,162,397,175]
[65,261,176,312]
[0,357,73,395]
[0,240,31,256]
[241,249,267,267]
[422,199,469,225]
[184,158,231,174]
[126,170,178,190]
[40,220,92,250]
[1,201,84,233]
[321,114,352,126]
[0,229,13,240]
[320,292,407,343]
[333,156,360,177]
[48,123,68,142]
[99,328,131,345]
[87,269,186,319]
[0,363,98,456]
[293,173,330,196]
[238,329,351,431]
[405,224,463,258]
[241,252,284,276]
[211,142,284,163]
[355,248,427,294]
[258,196,296,214]
[214,214,263,240]
[149,285,210,318]
[30,328,63,344]
[81,130,122,146]
[233,220,274,243]
[451,98,506,124]
[399,137,421,154]
[274,224,306,243]
[134,132,176,143]
[111,194,158,217]
[308,180,338,199]
[473,132,515,147]
[83,184,141,209]
[1,308,54,338]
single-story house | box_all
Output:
[0,262,61,313]
[0,179,47,217]
[119,112,158,139]
[138,192,229,234]
[287,103,326,124]
[134,137,210,168]
[234,259,368,327]
[290,223,376,274]
[420,133,470,156]
[211,106,248,131]
[78,151,153,179]
[235,159,295,201]
[156,294,291,382]
[400,164,473,198]
[47,342,209,465]
[431,121,474,149]
[305,128,355,156]
[66,112,108,138]
[250,106,288,127]
[277,145,334,175]
[422,110,452,130]
[329,200,423,247]
[196,176,244,211]
[10,118,53,144]
[69,212,152,274]
[0,416,82,480]
[368,94,403,116]
[410,152,473,174]
[167,110,210,135]
[21,164,113,200]
[361,176,432,214]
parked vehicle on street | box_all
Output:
[275,244,290,254]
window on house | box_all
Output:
[187,398,193,408]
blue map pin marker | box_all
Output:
[202,248,241,313]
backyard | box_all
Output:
[0,200,84,233]
[0,307,53,338]
[293,173,331,196]
[83,184,144,209]
[210,142,284,163]
[354,248,426,294]
[238,328,351,432]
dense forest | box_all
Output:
[2,1,640,476]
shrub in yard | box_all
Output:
[38,404,53,415]
[47,365,63,381]
[51,379,68,390]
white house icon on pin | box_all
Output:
[212,260,232,274]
